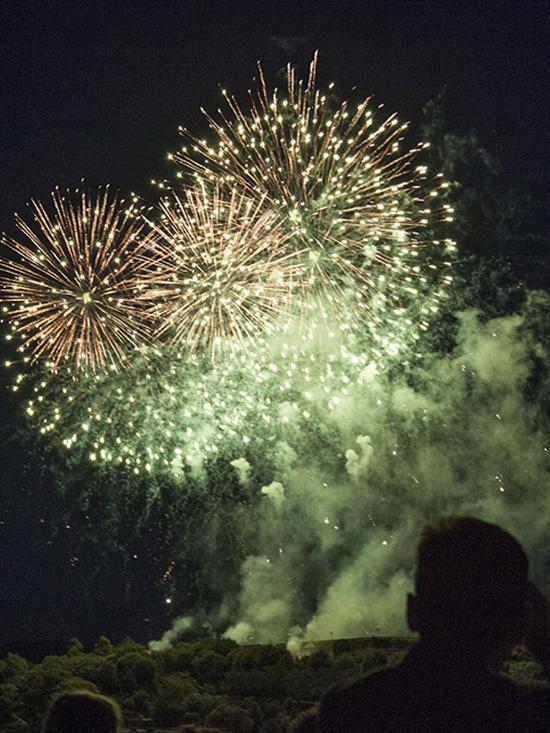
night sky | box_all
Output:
[1,0,549,648]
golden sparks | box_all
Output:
[0,187,154,372]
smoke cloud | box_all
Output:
[231,457,252,486]
[150,615,193,651]
[39,288,550,652]
[176,292,550,648]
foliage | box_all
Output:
[205,702,255,732]
[1,635,547,732]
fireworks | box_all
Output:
[24,311,373,475]
[1,57,454,375]
[175,52,455,323]
[0,56,457,475]
[0,187,153,372]
[143,184,301,353]
[6,55,550,652]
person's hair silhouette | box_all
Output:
[408,516,529,661]
[43,690,122,733]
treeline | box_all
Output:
[0,636,544,732]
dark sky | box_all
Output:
[2,0,550,223]
[1,0,549,647]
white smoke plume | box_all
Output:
[345,435,374,481]
[149,615,194,651]
[160,293,550,650]
[261,481,286,510]
[214,295,550,646]
[231,457,251,486]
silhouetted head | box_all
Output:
[407,516,529,658]
[43,691,122,733]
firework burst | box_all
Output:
[143,184,302,353]
[24,311,374,476]
[0,187,154,372]
[2,58,458,478]
[174,53,455,322]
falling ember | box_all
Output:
[0,187,155,372]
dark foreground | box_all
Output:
[0,636,543,732]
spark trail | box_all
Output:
[0,187,153,372]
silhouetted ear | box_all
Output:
[407,593,419,632]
